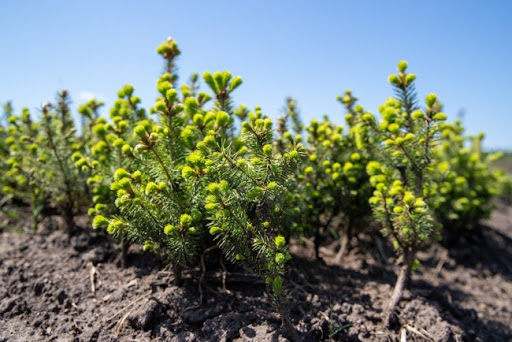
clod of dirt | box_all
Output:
[33,281,45,296]
[201,312,243,341]
[56,290,68,305]
[304,318,329,342]
[0,296,30,318]
[128,296,165,331]
[80,247,109,265]
[399,298,463,341]
[234,324,287,342]
[182,305,224,324]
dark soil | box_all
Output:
[0,200,511,342]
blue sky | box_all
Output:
[1,1,511,150]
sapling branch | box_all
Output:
[162,104,176,161]
[137,201,161,228]
[149,146,174,187]
[221,151,262,187]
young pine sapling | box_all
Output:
[365,61,446,326]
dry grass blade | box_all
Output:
[114,310,132,338]
[400,327,407,342]
[88,262,99,295]
[104,291,152,323]
[403,324,435,341]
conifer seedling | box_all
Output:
[364,61,445,326]
[4,92,89,231]
[89,38,303,341]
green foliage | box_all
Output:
[364,61,447,257]
[84,39,302,314]
[276,98,302,143]
[4,91,89,230]
[75,84,147,223]
[0,104,14,213]
[199,107,302,302]
[277,94,373,260]
[430,122,511,238]
[367,163,436,251]
[202,70,242,114]
[490,151,512,176]
[77,98,104,141]
[156,37,181,86]
[359,66,510,319]
[2,104,43,225]
[357,61,451,324]
[103,75,208,270]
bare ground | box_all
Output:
[0,199,511,341]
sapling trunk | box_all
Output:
[278,306,302,342]
[121,240,129,268]
[63,205,75,233]
[313,211,324,260]
[384,246,417,327]
[313,228,321,260]
[335,217,352,263]
[31,197,43,232]
[173,265,183,286]
[31,213,38,232]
